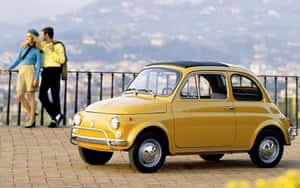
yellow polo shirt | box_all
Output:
[42,42,65,68]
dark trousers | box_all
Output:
[39,67,61,120]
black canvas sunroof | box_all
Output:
[146,61,229,68]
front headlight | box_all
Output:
[73,113,81,125]
[111,116,120,130]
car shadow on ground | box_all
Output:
[161,159,255,171]
[86,159,256,174]
[90,159,300,174]
[161,159,300,172]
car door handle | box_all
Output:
[224,106,235,110]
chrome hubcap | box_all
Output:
[138,139,162,167]
[258,137,280,163]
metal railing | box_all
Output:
[257,75,299,129]
[1,70,137,126]
[0,71,299,130]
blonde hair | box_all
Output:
[22,33,42,50]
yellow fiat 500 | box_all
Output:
[71,61,297,173]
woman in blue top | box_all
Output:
[1,29,42,128]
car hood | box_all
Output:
[85,95,167,114]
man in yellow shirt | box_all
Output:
[39,27,65,128]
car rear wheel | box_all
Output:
[249,129,284,168]
[78,147,113,165]
[200,154,224,161]
[129,131,166,173]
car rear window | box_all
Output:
[231,74,263,101]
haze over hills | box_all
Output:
[1,0,300,74]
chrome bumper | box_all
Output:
[288,127,298,141]
[71,126,126,151]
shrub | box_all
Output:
[227,170,300,188]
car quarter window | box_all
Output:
[198,74,227,100]
[231,74,263,101]
[180,74,199,99]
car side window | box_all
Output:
[180,74,198,99]
[198,74,227,99]
[231,74,263,101]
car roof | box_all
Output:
[146,61,229,68]
[146,61,254,75]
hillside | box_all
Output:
[1,0,300,74]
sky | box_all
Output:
[0,0,94,24]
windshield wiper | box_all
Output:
[124,88,138,94]
[137,89,151,94]
[125,88,137,92]
[124,88,156,96]
[137,89,156,96]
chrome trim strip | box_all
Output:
[72,126,107,132]
[72,134,126,146]
[224,106,235,110]
[176,148,248,154]
[71,126,126,151]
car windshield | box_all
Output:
[127,68,181,96]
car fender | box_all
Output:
[126,121,174,154]
[248,120,290,150]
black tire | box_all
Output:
[129,131,167,173]
[200,154,224,161]
[249,129,284,168]
[78,147,113,165]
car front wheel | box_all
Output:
[249,130,284,168]
[129,132,166,173]
[78,147,113,165]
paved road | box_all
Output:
[0,127,299,188]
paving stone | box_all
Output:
[0,127,299,188]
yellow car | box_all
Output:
[71,61,298,173]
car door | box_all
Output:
[230,73,269,148]
[173,71,236,148]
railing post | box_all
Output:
[6,71,12,125]
[99,73,103,101]
[74,72,79,114]
[285,76,288,117]
[122,73,125,92]
[17,102,21,126]
[296,77,299,132]
[264,76,267,89]
[87,72,92,106]
[63,79,67,126]
[111,73,114,98]
[274,76,277,105]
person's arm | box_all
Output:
[34,49,42,80]
[32,49,42,88]
[9,47,23,70]
[50,43,65,64]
